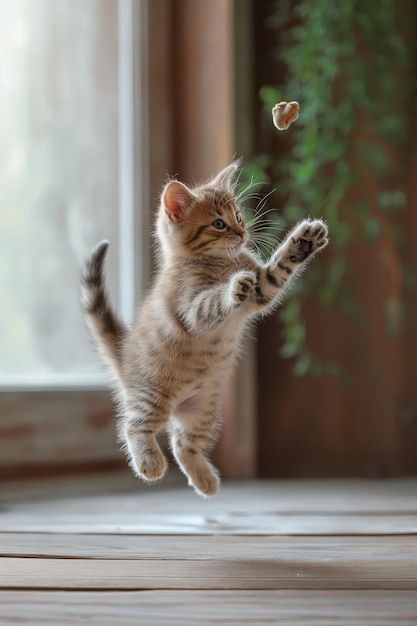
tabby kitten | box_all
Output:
[81,163,328,497]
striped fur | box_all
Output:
[81,163,328,497]
[80,241,126,385]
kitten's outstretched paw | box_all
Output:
[230,271,256,305]
[286,219,328,263]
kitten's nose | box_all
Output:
[229,233,243,245]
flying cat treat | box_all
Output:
[272,100,300,130]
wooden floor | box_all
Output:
[0,471,416,625]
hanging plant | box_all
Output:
[245,0,415,379]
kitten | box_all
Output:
[81,162,328,497]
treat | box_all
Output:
[272,101,300,130]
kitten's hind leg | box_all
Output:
[171,426,220,498]
[170,395,221,497]
[118,390,171,483]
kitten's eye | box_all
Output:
[212,219,226,230]
[236,212,242,223]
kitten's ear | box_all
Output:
[210,161,240,191]
[162,181,196,223]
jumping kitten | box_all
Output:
[81,162,328,497]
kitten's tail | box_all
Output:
[80,241,127,378]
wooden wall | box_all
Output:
[158,0,257,478]
[254,0,417,477]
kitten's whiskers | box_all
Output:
[235,179,266,205]
[226,240,240,265]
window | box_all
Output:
[0,0,147,390]
[0,0,149,471]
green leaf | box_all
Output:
[384,299,404,336]
[293,352,312,376]
[332,221,352,248]
[377,190,407,213]
[280,342,301,359]
[279,299,301,324]
[328,258,347,285]
[259,86,280,110]
[364,217,383,242]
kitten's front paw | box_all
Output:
[230,271,256,305]
[286,219,328,263]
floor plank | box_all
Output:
[2,552,417,591]
[1,590,417,625]
[1,533,416,564]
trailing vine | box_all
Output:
[246,0,415,379]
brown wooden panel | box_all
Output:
[0,391,119,472]
[171,0,234,181]
[254,0,417,478]
[165,0,257,478]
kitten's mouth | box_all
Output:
[227,235,246,248]
[227,242,243,253]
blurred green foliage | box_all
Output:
[245,0,415,379]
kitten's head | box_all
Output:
[157,162,248,260]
